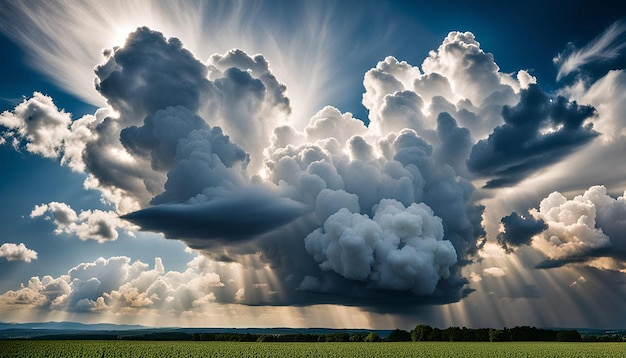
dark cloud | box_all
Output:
[95,27,216,120]
[3,27,509,310]
[123,189,310,244]
[150,125,249,205]
[120,106,208,171]
[468,84,598,188]
[434,112,472,175]
[497,212,547,253]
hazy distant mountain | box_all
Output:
[0,321,147,331]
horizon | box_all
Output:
[2,0,626,331]
[1,320,624,331]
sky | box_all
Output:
[1,0,626,330]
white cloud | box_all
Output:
[569,276,587,288]
[555,20,626,81]
[305,199,455,295]
[532,188,612,260]
[0,92,71,158]
[0,256,235,314]
[504,186,626,267]
[234,288,245,302]
[0,243,38,263]
[469,272,482,282]
[482,267,506,278]
[30,202,132,243]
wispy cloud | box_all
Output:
[555,19,626,81]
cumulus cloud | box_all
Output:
[434,112,473,176]
[555,20,626,81]
[305,199,455,295]
[468,84,598,188]
[360,30,542,144]
[497,212,547,253]
[0,256,239,313]
[2,27,562,307]
[30,202,131,243]
[502,186,626,268]
[0,243,38,263]
[421,31,512,107]
[532,189,612,262]
[0,92,71,158]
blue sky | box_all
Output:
[1,0,626,329]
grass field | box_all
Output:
[1,340,625,357]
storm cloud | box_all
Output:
[3,22,618,314]
[123,189,310,244]
[497,212,548,253]
[468,84,598,188]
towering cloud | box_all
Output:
[6,25,613,310]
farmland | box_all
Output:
[1,340,625,357]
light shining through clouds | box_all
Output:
[1,1,626,330]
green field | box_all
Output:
[1,340,625,357]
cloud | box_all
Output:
[0,92,71,158]
[505,186,626,268]
[2,28,563,308]
[0,0,367,132]
[555,20,626,81]
[467,84,598,188]
[361,33,526,141]
[30,202,131,243]
[482,267,506,278]
[0,256,225,313]
[568,70,626,144]
[421,31,511,107]
[0,27,296,215]
[497,212,547,253]
[434,112,473,176]
[120,106,210,172]
[0,243,38,263]
[96,27,215,119]
[305,106,367,145]
[123,189,310,245]
[305,199,456,295]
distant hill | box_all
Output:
[1,322,625,342]
[0,321,391,340]
[0,321,146,331]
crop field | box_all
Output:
[1,340,625,358]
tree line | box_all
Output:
[188,326,582,342]
[409,325,582,342]
[28,325,596,342]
